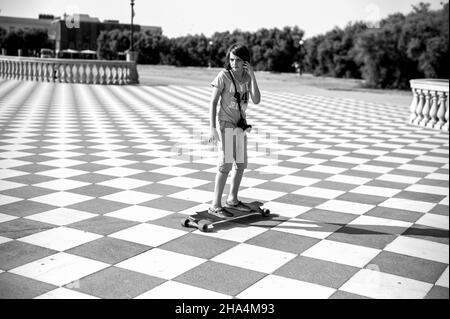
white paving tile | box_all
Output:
[105,205,173,222]
[25,208,97,226]
[272,175,320,186]
[116,248,205,280]
[262,202,311,218]
[405,184,449,196]
[212,243,296,274]
[350,185,401,197]
[37,168,86,179]
[101,190,160,205]
[325,174,371,185]
[376,174,421,184]
[168,189,214,203]
[109,223,187,247]
[238,187,286,201]
[136,281,231,299]
[18,227,102,251]
[385,236,449,263]
[10,252,109,286]
[273,218,341,239]
[237,275,336,299]
[316,200,375,215]
[98,177,151,190]
[151,166,197,176]
[0,213,18,223]
[435,267,449,288]
[35,287,99,299]
[0,194,22,205]
[0,235,12,245]
[34,179,90,191]
[340,269,433,299]
[293,186,345,199]
[305,165,348,175]
[159,176,210,188]
[379,198,436,213]
[301,239,381,268]
[196,224,267,243]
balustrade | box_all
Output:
[0,55,139,85]
[409,79,449,131]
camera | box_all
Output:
[237,117,252,131]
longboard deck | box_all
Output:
[181,201,270,232]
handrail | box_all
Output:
[409,79,449,131]
[0,55,139,85]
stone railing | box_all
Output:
[0,55,139,85]
[409,79,449,131]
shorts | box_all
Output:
[218,120,248,173]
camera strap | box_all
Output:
[227,69,244,120]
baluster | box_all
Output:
[419,90,431,126]
[93,65,99,84]
[81,64,87,83]
[35,62,40,81]
[113,64,119,84]
[119,65,124,85]
[435,92,446,130]
[106,65,111,84]
[87,64,93,84]
[101,65,106,84]
[442,93,449,131]
[19,60,24,80]
[413,89,425,125]
[40,62,45,82]
[13,61,17,80]
[426,91,439,129]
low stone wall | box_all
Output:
[409,79,449,131]
[0,56,139,85]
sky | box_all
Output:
[0,0,446,38]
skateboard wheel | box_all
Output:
[198,220,212,232]
[181,218,190,227]
[261,209,270,216]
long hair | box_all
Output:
[224,43,251,70]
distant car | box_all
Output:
[40,49,54,58]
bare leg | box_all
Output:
[228,168,244,204]
[212,170,229,208]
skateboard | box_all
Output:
[181,201,270,232]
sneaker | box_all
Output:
[225,200,250,211]
[208,206,234,218]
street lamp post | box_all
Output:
[208,40,213,68]
[127,0,137,62]
[297,40,304,76]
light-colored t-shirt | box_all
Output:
[211,69,251,125]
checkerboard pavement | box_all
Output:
[0,79,448,299]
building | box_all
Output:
[0,13,162,54]
[0,14,57,40]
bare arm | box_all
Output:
[244,62,261,104]
[208,86,221,143]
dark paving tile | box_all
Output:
[0,218,56,239]
[185,171,217,181]
[174,261,265,296]
[275,194,328,207]
[160,233,238,259]
[365,206,423,223]
[11,164,55,173]
[70,184,122,197]
[141,197,198,212]
[66,237,150,264]
[274,255,359,289]
[67,266,165,299]
[0,272,57,299]
[388,169,427,178]
[254,181,300,193]
[329,290,371,299]
[370,251,447,284]
[125,163,163,171]
[131,172,174,182]
[70,154,108,163]
[402,224,449,245]
[245,230,320,254]
[68,215,138,235]
[0,200,57,217]
[4,173,54,185]
[394,191,446,203]
[365,179,411,190]
[311,181,357,192]
[425,286,449,299]
[69,163,111,172]
[291,170,332,180]
[148,212,192,231]
[134,183,186,196]
[343,169,381,179]
[327,226,398,249]
[429,205,449,217]
[1,186,55,199]
[336,192,393,206]
[70,173,115,184]
[416,179,448,188]
[68,198,128,215]
[0,241,57,270]
[298,209,357,225]
[15,155,55,163]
